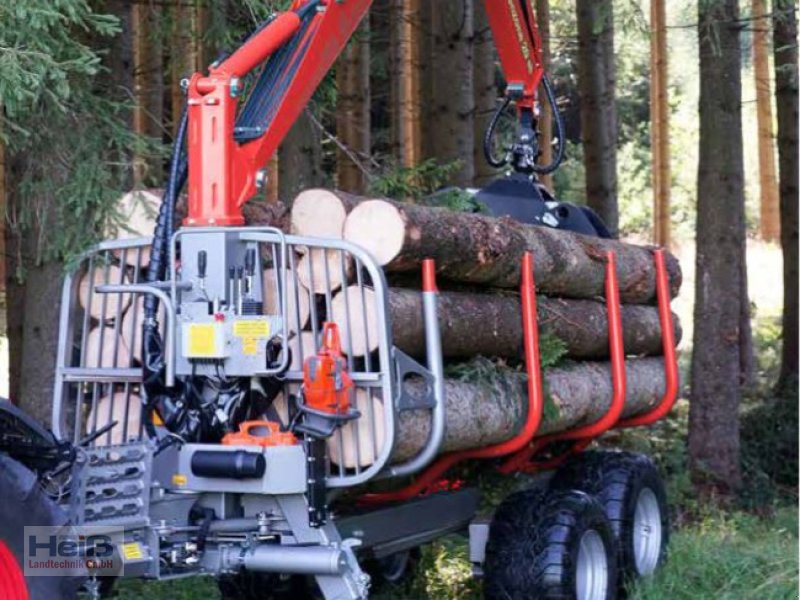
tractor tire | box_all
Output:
[549,451,669,584]
[0,453,85,600]
[484,488,618,600]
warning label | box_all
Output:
[233,320,270,339]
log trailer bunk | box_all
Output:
[0,1,679,599]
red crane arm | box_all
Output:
[185,0,545,226]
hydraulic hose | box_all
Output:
[142,106,188,436]
[482,74,565,175]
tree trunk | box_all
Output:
[429,0,475,186]
[536,0,554,190]
[389,0,422,172]
[576,0,618,236]
[336,21,371,194]
[690,0,747,495]
[393,357,667,462]
[650,0,671,247]
[278,110,325,201]
[343,198,682,303]
[132,0,164,186]
[753,0,781,242]
[774,0,799,393]
[331,286,681,360]
[17,263,64,424]
[472,1,497,187]
[170,0,198,136]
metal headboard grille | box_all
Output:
[52,233,397,488]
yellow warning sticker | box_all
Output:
[187,324,218,357]
[121,542,144,561]
[233,320,270,338]
[242,337,259,356]
[172,473,188,487]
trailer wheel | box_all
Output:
[550,451,669,583]
[484,488,618,600]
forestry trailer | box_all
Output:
[0,2,679,599]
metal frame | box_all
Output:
[51,232,453,489]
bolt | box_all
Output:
[255,169,269,190]
[230,77,242,98]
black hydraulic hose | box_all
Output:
[145,106,188,319]
[483,95,513,169]
[482,74,566,175]
[532,74,566,175]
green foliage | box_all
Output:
[369,159,463,200]
[0,0,119,127]
[0,0,149,268]
[419,188,489,214]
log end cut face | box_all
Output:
[291,188,349,239]
[344,200,405,265]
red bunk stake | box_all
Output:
[616,249,679,428]
[360,252,544,505]
[499,250,626,474]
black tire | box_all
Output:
[484,488,618,600]
[549,451,670,584]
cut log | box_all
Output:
[86,391,143,445]
[269,387,385,470]
[328,389,386,469]
[263,267,311,334]
[330,286,379,357]
[343,198,681,303]
[288,332,317,371]
[107,190,159,266]
[121,295,165,363]
[242,201,290,231]
[392,357,668,462]
[331,286,680,360]
[290,188,360,240]
[79,265,132,322]
[85,326,133,368]
[296,248,353,294]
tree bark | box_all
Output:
[390,0,422,171]
[343,198,682,303]
[393,357,667,462]
[331,285,680,360]
[17,263,64,424]
[650,0,671,247]
[428,0,475,186]
[690,0,747,495]
[132,0,164,186]
[536,0,554,190]
[774,0,799,392]
[576,0,618,235]
[278,110,325,201]
[472,1,498,187]
[753,0,781,243]
[336,21,371,194]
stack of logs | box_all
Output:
[275,189,682,465]
[84,188,682,463]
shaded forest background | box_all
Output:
[0,0,798,595]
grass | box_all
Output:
[633,507,798,600]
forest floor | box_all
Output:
[114,236,797,598]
